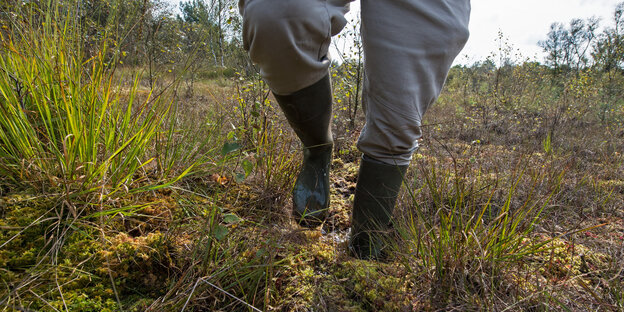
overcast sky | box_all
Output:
[463,0,622,64]
[337,0,623,65]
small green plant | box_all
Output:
[231,74,298,193]
[543,132,553,155]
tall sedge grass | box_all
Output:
[397,153,562,306]
[0,4,198,309]
[0,3,192,199]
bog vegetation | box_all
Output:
[0,0,623,311]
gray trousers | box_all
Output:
[239,0,470,165]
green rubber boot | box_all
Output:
[349,156,408,260]
[273,75,333,228]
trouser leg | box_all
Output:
[239,0,352,95]
[239,0,470,163]
[357,0,471,165]
[350,0,471,259]
[239,0,352,227]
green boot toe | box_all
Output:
[292,144,332,228]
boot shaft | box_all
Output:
[273,75,333,147]
[350,156,408,260]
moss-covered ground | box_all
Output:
[2,133,622,311]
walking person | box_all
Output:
[239,0,471,260]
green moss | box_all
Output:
[0,193,54,284]
[514,236,613,296]
[330,261,411,310]
[0,192,187,310]
[97,231,176,297]
[48,292,119,312]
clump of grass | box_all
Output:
[0,2,198,309]
[395,143,561,309]
[0,3,191,198]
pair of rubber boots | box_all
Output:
[273,75,407,260]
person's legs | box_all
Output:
[239,0,352,227]
[350,0,471,259]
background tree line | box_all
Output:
[1,0,249,90]
[437,1,624,154]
